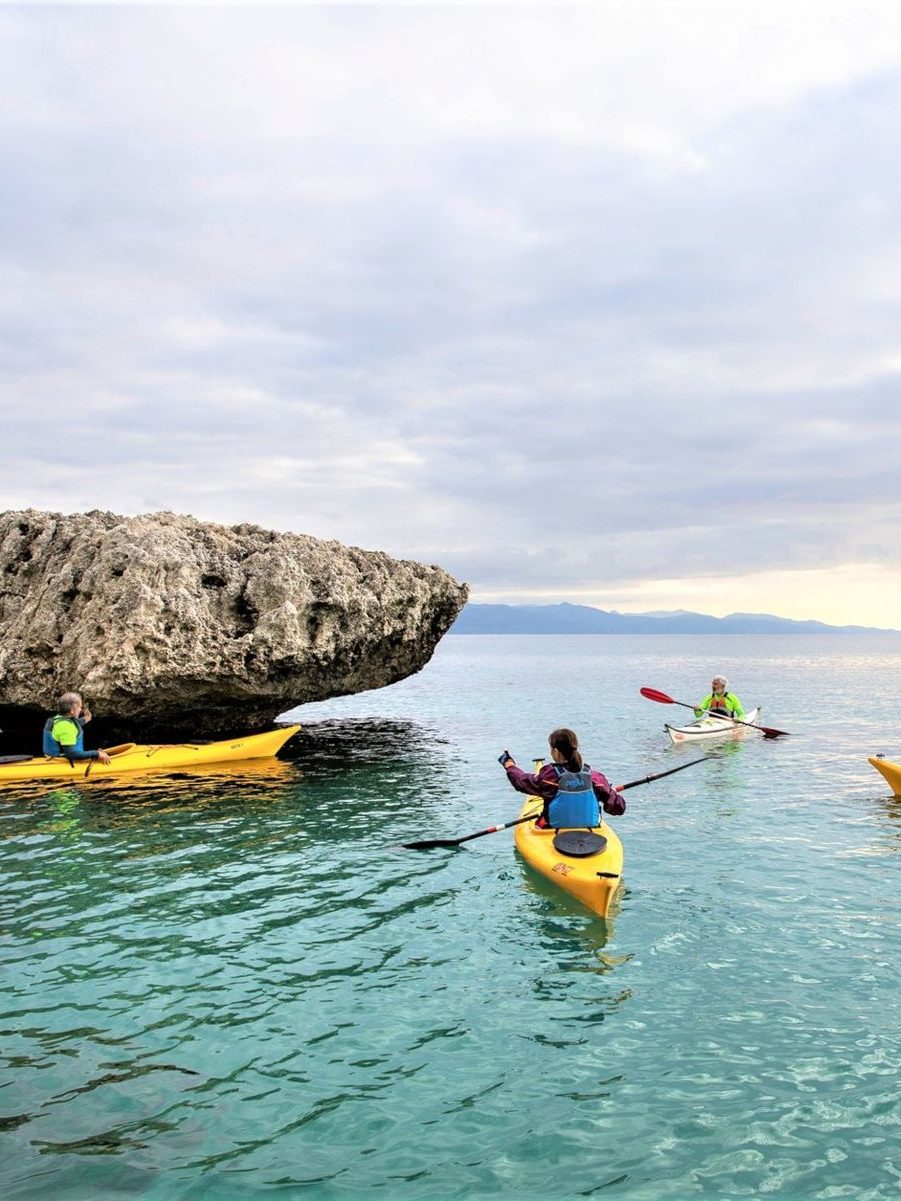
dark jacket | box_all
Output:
[504,761,625,818]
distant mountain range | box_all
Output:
[450,603,899,635]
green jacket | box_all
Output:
[695,692,744,719]
[51,716,83,748]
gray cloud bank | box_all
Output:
[1,4,900,600]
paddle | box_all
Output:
[402,754,708,851]
[640,686,790,738]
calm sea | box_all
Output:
[3,635,901,1200]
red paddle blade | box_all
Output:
[640,686,676,704]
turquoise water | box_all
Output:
[3,634,901,1200]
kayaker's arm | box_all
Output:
[502,760,558,799]
[591,769,626,816]
[62,746,101,762]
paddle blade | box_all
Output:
[640,687,676,704]
[401,837,462,851]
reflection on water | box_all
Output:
[0,759,299,847]
[290,716,451,768]
[87,756,296,795]
[517,866,634,998]
[0,753,296,801]
[865,790,901,857]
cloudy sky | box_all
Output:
[3,2,901,627]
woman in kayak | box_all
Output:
[499,728,624,828]
[694,675,745,720]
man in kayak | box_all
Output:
[695,676,745,720]
[499,728,624,828]
[43,693,111,764]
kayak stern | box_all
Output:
[514,797,624,918]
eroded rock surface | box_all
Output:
[0,510,467,746]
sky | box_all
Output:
[2,1,901,629]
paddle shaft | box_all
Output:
[616,756,707,791]
[402,753,708,850]
[403,814,535,850]
[640,686,790,738]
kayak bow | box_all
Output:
[869,756,901,796]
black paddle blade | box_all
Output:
[401,837,463,851]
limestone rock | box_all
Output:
[0,510,467,745]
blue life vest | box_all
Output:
[42,715,85,757]
[548,764,600,829]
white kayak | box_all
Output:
[665,707,761,744]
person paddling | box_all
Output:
[43,693,111,765]
[695,675,745,721]
[499,727,624,828]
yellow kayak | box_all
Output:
[869,756,901,795]
[513,794,624,918]
[0,725,301,783]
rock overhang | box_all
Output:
[0,509,468,745]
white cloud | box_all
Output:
[2,3,901,624]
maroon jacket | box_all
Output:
[504,761,626,816]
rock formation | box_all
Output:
[0,510,467,747]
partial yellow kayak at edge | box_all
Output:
[869,756,901,796]
[0,724,301,783]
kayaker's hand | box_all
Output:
[82,704,92,722]
[97,750,111,765]
[498,750,514,768]
[605,791,626,816]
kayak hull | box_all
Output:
[869,756,901,796]
[665,707,761,744]
[0,725,301,783]
[513,795,624,918]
